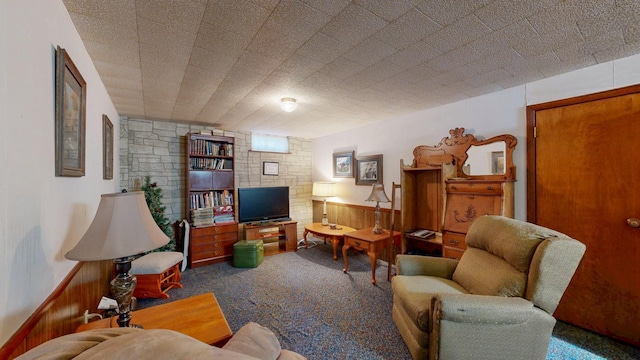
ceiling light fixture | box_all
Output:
[280,97,297,112]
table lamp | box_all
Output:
[65,191,169,327]
[312,182,335,226]
[366,183,390,234]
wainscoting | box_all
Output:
[0,260,112,359]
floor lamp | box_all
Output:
[65,191,169,327]
[312,182,335,226]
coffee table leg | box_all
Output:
[330,236,340,260]
[342,244,351,273]
[368,251,378,284]
[302,229,309,249]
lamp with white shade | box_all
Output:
[65,191,169,328]
[312,182,335,226]
[365,183,391,234]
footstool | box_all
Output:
[131,251,184,299]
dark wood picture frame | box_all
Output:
[263,161,279,176]
[355,154,383,185]
[55,46,86,177]
[333,151,354,178]
[103,115,113,180]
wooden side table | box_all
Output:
[303,223,357,260]
[342,228,401,284]
[77,293,232,347]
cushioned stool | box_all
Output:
[233,240,264,268]
[131,251,183,299]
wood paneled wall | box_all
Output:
[0,260,112,359]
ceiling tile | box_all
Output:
[374,8,442,50]
[202,0,270,37]
[424,14,492,53]
[320,3,388,46]
[342,38,398,67]
[264,0,331,41]
[295,33,352,64]
[135,0,205,33]
[354,0,416,21]
[416,0,490,26]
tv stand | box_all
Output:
[244,220,298,255]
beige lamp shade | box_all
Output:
[366,184,390,203]
[312,182,336,197]
[65,191,169,261]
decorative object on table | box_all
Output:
[141,176,175,251]
[262,161,279,175]
[312,182,335,226]
[55,45,86,177]
[355,154,383,185]
[280,97,297,112]
[333,151,354,178]
[65,191,169,328]
[102,115,113,180]
[366,183,390,234]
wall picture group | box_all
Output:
[332,151,383,185]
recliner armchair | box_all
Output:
[391,215,586,360]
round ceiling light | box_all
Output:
[280,97,297,112]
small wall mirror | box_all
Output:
[463,142,506,175]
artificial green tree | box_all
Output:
[141,175,175,252]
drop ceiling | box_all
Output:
[62,0,640,139]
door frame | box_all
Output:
[526,83,640,221]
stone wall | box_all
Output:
[119,117,313,241]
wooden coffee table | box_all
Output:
[303,223,357,260]
[76,293,232,346]
[342,227,401,284]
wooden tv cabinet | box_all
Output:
[244,220,298,255]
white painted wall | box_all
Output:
[313,53,640,222]
[0,0,119,345]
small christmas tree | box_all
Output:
[141,175,175,252]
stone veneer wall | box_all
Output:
[119,117,313,241]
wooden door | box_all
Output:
[527,85,640,346]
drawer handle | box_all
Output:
[355,240,362,247]
[468,195,475,199]
[451,185,457,190]
[487,186,494,190]
[448,239,459,246]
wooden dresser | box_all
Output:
[442,179,514,259]
[401,128,517,259]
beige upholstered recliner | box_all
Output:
[391,215,586,360]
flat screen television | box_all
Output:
[237,186,290,224]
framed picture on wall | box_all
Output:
[103,115,113,180]
[55,46,86,177]
[333,151,354,178]
[355,154,383,185]
[263,161,279,176]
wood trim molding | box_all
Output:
[0,260,112,359]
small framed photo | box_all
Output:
[102,115,113,180]
[333,151,354,178]
[355,154,383,186]
[55,46,86,177]
[263,161,279,176]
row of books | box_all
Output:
[190,158,232,170]
[189,190,233,210]
[189,139,233,157]
[190,205,235,226]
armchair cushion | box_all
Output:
[392,275,467,332]
[452,248,526,297]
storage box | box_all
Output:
[233,240,264,268]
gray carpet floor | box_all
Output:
[138,241,640,360]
